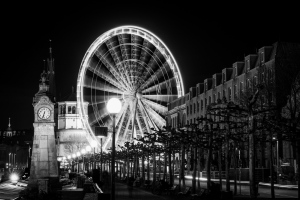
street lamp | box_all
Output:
[77,152,81,173]
[57,157,62,175]
[81,149,86,172]
[91,141,97,169]
[86,146,92,171]
[72,154,76,172]
[9,153,11,172]
[273,137,279,183]
[67,155,72,172]
[63,157,66,173]
[107,97,122,200]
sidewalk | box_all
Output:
[184,176,298,190]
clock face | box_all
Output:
[38,107,51,119]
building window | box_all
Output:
[234,85,237,97]
[247,60,250,71]
[205,98,207,108]
[261,52,264,62]
[72,106,76,114]
[247,79,251,89]
[194,103,196,113]
[223,89,226,98]
[228,87,232,101]
[254,76,257,86]
[68,106,72,114]
[190,105,192,114]
[240,82,243,93]
[201,100,203,110]
[209,96,211,105]
[197,102,199,112]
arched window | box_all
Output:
[62,105,66,114]
[68,106,72,114]
[72,106,76,114]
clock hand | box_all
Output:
[43,112,45,118]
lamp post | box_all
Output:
[86,146,92,171]
[273,137,279,183]
[91,141,97,170]
[57,157,62,175]
[81,149,86,173]
[76,152,81,173]
[67,155,72,172]
[9,153,11,172]
[72,154,76,172]
[107,97,122,200]
[63,157,66,173]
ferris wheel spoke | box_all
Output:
[94,49,130,90]
[135,111,145,138]
[141,98,167,114]
[137,99,152,134]
[144,105,165,129]
[142,77,175,94]
[143,94,178,103]
[115,103,129,145]
[140,62,171,90]
[83,76,124,95]
[105,41,134,90]
[87,61,127,92]
[138,99,159,131]
[118,108,134,146]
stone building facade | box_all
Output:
[166,41,300,177]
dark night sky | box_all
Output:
[1,2,299,130]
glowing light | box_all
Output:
[107,98,122,114]
[86,146,92,152]
[81,149,86,154]
[72,154,76,158]
[10,173,19,182]
[76,152,81,157]
[67,155,71,159]
[91,141,97,148]
[57,157,62,162]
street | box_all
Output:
[173,177,298,198]
[0,180,26,199]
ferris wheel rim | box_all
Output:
[77,25,185,147]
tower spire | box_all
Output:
[47,39,56,100]
[49,39,52,60]
[8,117,11,128]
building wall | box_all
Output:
[166,42,300,170]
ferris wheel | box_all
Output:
[77,26,184,150]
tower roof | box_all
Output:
[33,70,55,104]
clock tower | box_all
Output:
[29,69,58,186]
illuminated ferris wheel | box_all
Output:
[77,26,184,150]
